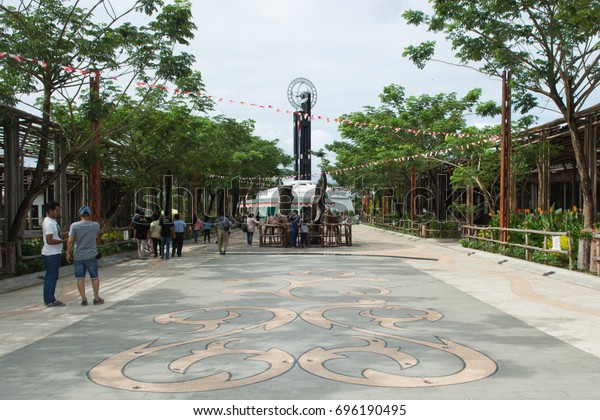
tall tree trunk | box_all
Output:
[6,81,53,244]
[566,118,594,229]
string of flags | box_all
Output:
[205,133,500,183]
[2,51,502,180]
[1,51,499,142]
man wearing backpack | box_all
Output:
[215,212,232,255]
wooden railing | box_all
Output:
[12,227,133,263]
[461,225,573,270]
[258,223,352,247]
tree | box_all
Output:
[58,97,292,219]
[402,0,600,228]
[326,84,497,216]
[0,0,204,266]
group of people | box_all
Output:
[262,210,312,248]
[131,210,238,257]
[41,203,351,308]
[42,201,103,308]
[131,210,189,259]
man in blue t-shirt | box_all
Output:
[289,210,300,248]
[172,213,187,257]
[159,213,174,259]
[66,205,103,306]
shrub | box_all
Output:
[21,239,41,256]
[101,229,126,242]
[531,250,569,267]
[501,246,526,259]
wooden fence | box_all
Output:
[259,223,352,247]
[15,227,133,263]
[462,225,573,270]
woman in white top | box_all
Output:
[245,213,259,245]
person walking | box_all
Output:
[203,215,212,243]
[215,212,232,255]
[245,213,259,245]
[41,201,66,307]
[300,212,310,248]
[66,205,104,306]
[289,210,300,248]
[172,213,187,257]
[191,213,202,243]
[159,213,174,259]
[133,215,151,259]
[149,214,161,258]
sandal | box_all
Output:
[81,300,88,306]
[93,297,104,305]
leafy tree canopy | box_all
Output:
[326,84,499,191]
[402,0,599,115]
[402,0,599,227]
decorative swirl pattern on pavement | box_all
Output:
[88,268,497,392]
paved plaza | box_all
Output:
[1,225,600,400]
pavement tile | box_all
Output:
[1,225,599,401]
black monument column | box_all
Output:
[288,78,317,181]
[298,92,312,180]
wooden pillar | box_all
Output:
[54,132,68,228]
[410,168,417,222]
[584,115,597,223]
[2,117,21,274]
[537,135,550,210]
[499,70,511,241]
[89,72,102,222]
[466,185,474,225]
[164,175,173,216]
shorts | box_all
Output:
[74,257,99,280]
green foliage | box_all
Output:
[501,246,526,260]
[401,0,600,229]
[326,84,496,202]
[0,0,209,251]
[462,204,597,268]
[101,230,127,243]
[460,238,500,254]
[488,206,585,245]
[531,251,570,268]
[21,239,41,256]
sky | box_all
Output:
[190,0,503,175]
[187,0,589,177]
[4,0,598,178]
